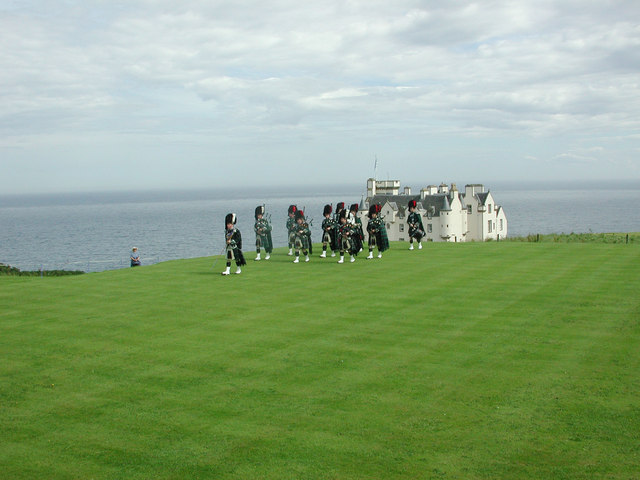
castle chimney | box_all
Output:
[367,178,376,197]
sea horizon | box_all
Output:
[2,178,639,208]
[1,179,639,273]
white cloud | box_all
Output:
[1,0,639,192]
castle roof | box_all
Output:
[476,192,490,205]
[441,195,451,212]
[366,193,456,218]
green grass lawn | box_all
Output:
[1,242,639,479]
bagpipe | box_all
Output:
[255,215,272,235]
[408,222,425,238]
[367,215,385,234]
[302,206,313,228]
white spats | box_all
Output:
[235,267,242,274]
[222,267,230,275]
[255,254,261,261]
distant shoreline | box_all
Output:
[3,234,637,275]
[2,179,639,208]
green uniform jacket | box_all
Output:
[367,217,389,252]
[254,219,273,253]
[407,211,425,239]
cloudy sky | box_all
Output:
[1,1,639,194]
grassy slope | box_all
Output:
[1,242,639,479]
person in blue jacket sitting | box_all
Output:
[130,247,141,267]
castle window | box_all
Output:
[500,219,503,231]
[467,205,472,214]
[488,204,492,213]
[399,223,404,232]
[427,224,432,233]
[488,220,492,233]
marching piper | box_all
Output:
[254,205,273,261]
[347,203,364,253]
[407,199,425,250]
[319,204,337,258]
[286,205,297,256]
[222,213,246,275]
[366,204,389,259]
[293,209,311,263]
[337,209,358,263]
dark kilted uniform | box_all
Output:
[222,213,246,275]
[293,209,312,263]
[347,203,364,254]
[366,204,389,258]
[286,205,297,255]
[407,200,425,249]
[254,205,273,260]
[320,204,338,258]
[337,209,358,263]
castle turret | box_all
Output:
[440,195,453,240]
[441,195,452,212]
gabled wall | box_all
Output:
[360,181,506,243]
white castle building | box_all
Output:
[358,178,507,242]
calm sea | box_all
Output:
[1,181,638,272]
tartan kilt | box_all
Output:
[341,235,360,255]
[324,228,338,251]
[294,234,310,250]
[340,235,352,254]
[227,246,247,266]
[256,233,273,253]
[377,227,389,252]
[351,235,362,255]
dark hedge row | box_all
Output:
[0,263,84,276]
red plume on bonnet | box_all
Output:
[408,200,417,209]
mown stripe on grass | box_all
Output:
[1,242,639,479]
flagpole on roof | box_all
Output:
[374,155,378,180]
